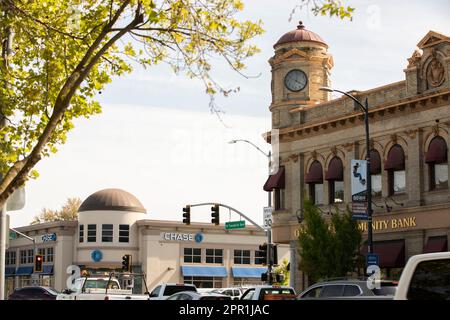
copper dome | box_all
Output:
[78,188,147,213]
[275,21,327,48]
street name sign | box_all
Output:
[225,220,245,230]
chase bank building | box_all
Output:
[4,189,289,297]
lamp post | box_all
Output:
[319,87,373,255]
[228,139,274,283]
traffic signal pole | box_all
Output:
[188,203,266,232]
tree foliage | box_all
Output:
[0,0,264,207]
[272,259,290,286]
[291,0,355,21]
[297,199,362,281]
[30,197,81,224]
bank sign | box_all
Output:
[163,232,203,243]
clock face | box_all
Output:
[284,69,308,92]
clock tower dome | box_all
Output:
[269,21,333,129]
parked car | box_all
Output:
[240,285,297,300]
[298,279,397,300]
[210,287,245,300]
[8,286,59,300]
[394,252,450,300]
[149,283,197,300]
[166,291,231,300]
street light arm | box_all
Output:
[332,89,367,113]
[230,139,270,159]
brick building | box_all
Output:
[263,23,450,291]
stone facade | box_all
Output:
[265,29,450,292]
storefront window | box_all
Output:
[386,144,406,195]
[371,174,382,197]
[233,278,264,287]
[183,276,222,288]
[184,248,201,263]
[326,157,344,204]
[27,250,34,264]
[431,163,448,190]
[6,251,16,265]
[331,181,344,203]
[393,170,406,194]
[234,250,250,264]
[205,249,223,264]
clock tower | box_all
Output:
[269,21,333,129]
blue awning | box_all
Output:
[181,266,227,277]
[42,265,54,274]
[5,267,15,275]
[232,267,267,278]
[16,266,33,275]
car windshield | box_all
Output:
[164,286,196,296]
[85,279,109,289]
[372,286,397,296]
[44,287,59,295]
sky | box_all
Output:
[8,0,450,227]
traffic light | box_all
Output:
[122,254,132,272]
[271,244,278,266]
[34,254,44,273]
[258,243,268,265]
[211,204,220,225]
[182,205,191,225]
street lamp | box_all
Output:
[319,87,373,255]
[228,139,274,283]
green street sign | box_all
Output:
[9,231,17,240]
[225,220,245,230]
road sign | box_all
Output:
[263,207,273,228]
[225,220,245,230]
[366,253,379,267]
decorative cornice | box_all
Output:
[342,142,354,152]
[404,129,419,139]
[265,88,450,143]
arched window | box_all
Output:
[385,145,406,195]
[426,136,448,190]
[326,157,344,203]
[369,150,382,197]
[305,161,323,205]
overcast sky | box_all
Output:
[8,0,450,227]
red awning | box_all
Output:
[370,150,381,175]
[263,167,285,191]
[384,145,405,171]
[325,157,343,181]
[425,136,448,164]
[305,161,323,183]
[361,240,405,268]
[423,236,448,253]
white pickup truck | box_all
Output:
[240,285,297,300]
[57,276,150,300]
[148,283,197,300]
[394,251,450,300]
